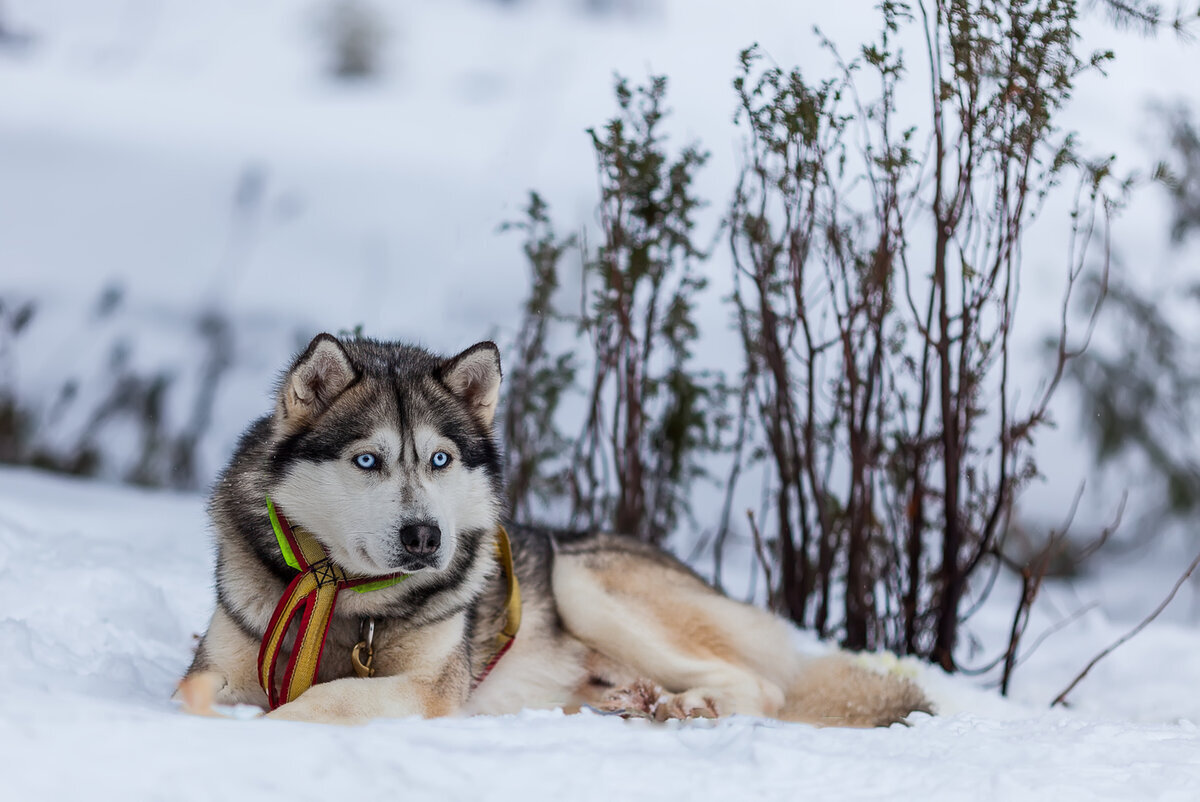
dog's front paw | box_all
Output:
[264,680,367,725]
[266,698,360,725]
[265,702,328,724]
[175,671,225,717]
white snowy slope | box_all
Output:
[1,466,1198,802]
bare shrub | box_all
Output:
[722,1,1125,666]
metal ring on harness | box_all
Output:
[352,617,376,678]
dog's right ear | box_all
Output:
[275,333,357,431]
[441,341,502,428]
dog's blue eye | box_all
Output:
[354,453,378,470]
[431,451,450,469]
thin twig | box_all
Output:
[746,509,775,610]
[1009,603,1098,675]
[1052,547,1200,707]
[969,603,1098,684]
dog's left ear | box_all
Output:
[441,341,502,427]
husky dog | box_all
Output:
[178,334,930,726]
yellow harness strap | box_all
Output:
[257,497,521,709]
[477,525,522,687]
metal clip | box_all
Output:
[351,617,376,678]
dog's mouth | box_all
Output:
[344,549,425,576]
[342,536,447,576]
[388,553,439,573]
[352,543,438,574]
[345,544,424,576]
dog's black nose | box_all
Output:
[399,523,441,556]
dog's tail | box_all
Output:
[779,654,932,727]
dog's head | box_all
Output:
[263,333,504,576]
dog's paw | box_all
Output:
[263,677,386,725]
[175,671,224,717]
[594,678,663,719]
[653,689,720,721]
[264,703,320,723]
[265,693,357,725]
[265,698,353,724]
[593,680,721,721]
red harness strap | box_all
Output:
[474,638,516,689]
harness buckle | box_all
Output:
[351,617,376,678]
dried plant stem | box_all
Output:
[1052,547,1200,707]
[746,510,776,610]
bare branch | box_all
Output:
[1052,546,1200,707]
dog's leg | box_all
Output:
[554,554,798,719]
[265,670,469,724]
[267,611,473,725]
[266,649,472,724]
[176,606,270,711]
[175,670,225,716]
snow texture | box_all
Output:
[2,466,1199,801]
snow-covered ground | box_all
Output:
[2,466,1199,801]
[3,1,1200,799]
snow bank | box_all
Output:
[1,467,1198,801]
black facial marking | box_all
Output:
[434,418,491,471]
[270,409,374,478]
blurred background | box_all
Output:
[1,0,1199,643]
